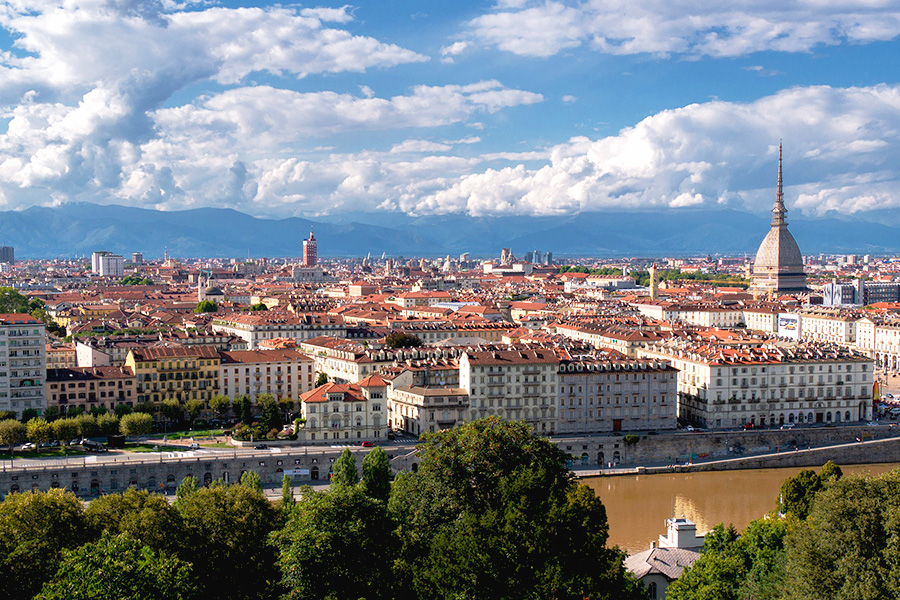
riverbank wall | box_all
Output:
[553,424,899,470]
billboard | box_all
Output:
[777,313,800,341]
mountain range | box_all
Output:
[0,202,893,259]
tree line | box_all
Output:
[667,460,900,600]
[0,418,644,600]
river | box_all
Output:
[583,462,900,555]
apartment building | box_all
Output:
[0,314,46,418]
[639,339,874,429]
[219,349,315,401]
[458,348,559,435]
[211,312,347,349]
[557,356,678,434]
[46,366,135,414]
[125,346,220,404]
[389,386,469,436]
[298,375,388,444]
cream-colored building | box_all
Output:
[557,356,678,434]
[389,386,469,436]
[298,375,387,444]
[219,349,315,401]
[458,349,559,435]
[639,339,874,429]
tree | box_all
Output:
[96,413,119,436]
[0,489,91,600]
[159,398,183,426]
[384,331,423,348]
[0,410,14,421]
[26,418,52,445]
[314,372,328,387]
[819,460,843,485]
[783,469,900,600]
[35,530,197,600]
[332,448,359,487]
[280,474,295,515]
[194,300,218,313]
[0,287,32,313]
[120,412,153,437]
[185,399,204,426]
[236,395,253,425]
[240,470,263,494]
[257,393,281,432]
[278,397,295,421]
[114,403,132,418]
[51,418,79,443]
[20,407,38,423]
[174,476,199,510]
[667,520,787,600]
[210,394,231,419]
[133,401,156,415]
[75,413,99,438]
[272,485,397,600]
[0,418,26,448]
[778,469,822,519]
[42,406,60,422]
[249,302,268,311]
[361,446,391,502]
[85,488,184,556]
[389,418,643,600]
[175,482,279,600]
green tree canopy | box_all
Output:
[0,418,26,447]
[35,530,197,600]
[778,469,822,519]
[185,399,204,425]
[210,394,231,418]
[120,275,155,286]
[388,417,643,600]
[331,448,359,487]
[384,331,423,348]
[194,300,218,313]
[119,412,153,437]
[249,302,268,311]
[272,484,396,600]
[0,287,35,314]
[51,417,79,443]
[315,372,328,387]
[783,469,900,600]
[257,393,281,432]
[26,417,52,444]
[0,489,91,599]
[361,446,392,502]
[85,488,184,556]
[175,482,279,600]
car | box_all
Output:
[361,441,375,447]
[68,438,81,446]
[254,444,268,450]
[188,442,200,450]
[21,442,35,450]
[780,423,795,429]
[685,425,695,432]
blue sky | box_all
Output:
[1,0,899,220]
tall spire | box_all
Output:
[772,141,786,227]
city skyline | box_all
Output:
[0,1,899,222]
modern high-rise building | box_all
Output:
[302,230,317,267]
[91,251,110,273]
[98,254,125,278]
[131,252,143,265]
[0,246,14,265]
[0,314,46,418]
[751,144,807,296]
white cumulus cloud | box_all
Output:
[467,0,900,58]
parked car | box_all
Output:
[188,442,200,450]
[254,444,268,450]
[21,442,35,451]
[780,422,796,429]
[361,441,375,447]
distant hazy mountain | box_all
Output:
[0,202,894,259]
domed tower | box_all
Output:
[751,144,807,296]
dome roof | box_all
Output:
[753,225,803,271]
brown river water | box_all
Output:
[583,462,900,555]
